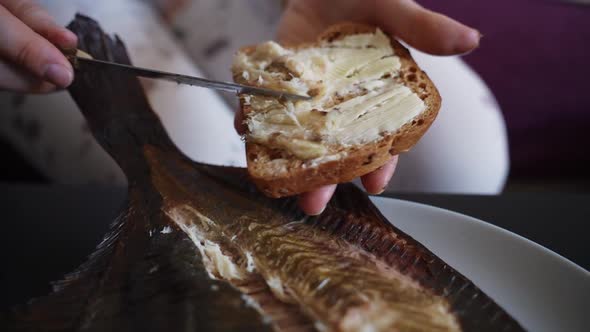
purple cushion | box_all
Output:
[419,0,590,177]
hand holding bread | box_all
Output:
[233,0,481,215]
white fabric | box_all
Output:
[388,50,509,194]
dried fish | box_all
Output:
[1,15,524,332]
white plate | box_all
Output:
[371,197,589,332]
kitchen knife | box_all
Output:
[68,50,311,101]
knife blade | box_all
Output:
[73,56,311,101]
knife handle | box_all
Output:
[60,47,93,68]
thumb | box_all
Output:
[376,0,480,55]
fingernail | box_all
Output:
[44,64,73,87]
[456,29,481,55]
[470,29,482,43]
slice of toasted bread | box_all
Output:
[232,23,441,198]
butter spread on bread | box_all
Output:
[233,23,441,198]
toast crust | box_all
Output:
[236,23,441,198]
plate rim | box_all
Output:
[370,196,588,275]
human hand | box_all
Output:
[0,0,77,93]
[235,0,481,215]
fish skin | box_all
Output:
[146,147,524,332]
[1,15,274,332]
[2,193,275,332]
[1,14,525,332]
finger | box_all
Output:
[0,60,57,93]
[1,0,77,50]
[376,0,480,55]
[234,108,247,135]
[277,3,316,44]
[0,5,73,88]
[298,184,337,216]
[278,0,375,44]
[361,156,398,195]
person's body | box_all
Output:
[0,0,489,215]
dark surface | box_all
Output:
[0,185,126,311]
[1,184,588,312]
[0,139,48,183]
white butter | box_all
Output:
[233,29,426,161]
